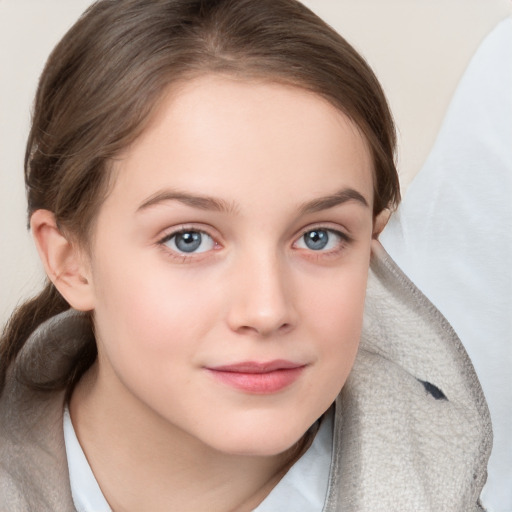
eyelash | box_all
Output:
[156,225,351,262]
[157,226,219,262]
[294,227,351,258]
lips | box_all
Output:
[206,360,306,393]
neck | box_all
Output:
[69,361,301,512]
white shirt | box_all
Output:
[63,406,334,512]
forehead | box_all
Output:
[108,75,374,213]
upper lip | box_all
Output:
[207,360,305,374]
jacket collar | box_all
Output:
[324,241,491,510]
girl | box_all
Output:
[0,1,491,510]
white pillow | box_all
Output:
[381,18,512,512]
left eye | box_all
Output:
[162,230,215,254]
[295,229,344,251]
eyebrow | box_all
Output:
[137,187,369,215]
[299,188,369,214]
[137,189,238,214]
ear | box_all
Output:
[372,208,391,239]
[30,209,95,311]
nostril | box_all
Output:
[234,322,293,337]
[225,277,297,336]
[236,325,259,335]
[277,322,293,334]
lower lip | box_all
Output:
[207,367,305,394]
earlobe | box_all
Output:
[30,210,95,311]
[372,208,391,239]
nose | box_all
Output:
[226,251,297,337]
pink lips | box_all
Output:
[206,360,306,393]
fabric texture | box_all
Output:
[381,18,512,512]
[0,242,492,511]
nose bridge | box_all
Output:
[226,243,296,336]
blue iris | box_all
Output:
[174,231,203,253]
[303,230,329,250]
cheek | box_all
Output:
[300,260,369,392]
[304,258,368,337]
[90,245,226,387]
[93,261,209,352]
[90,264,213,416]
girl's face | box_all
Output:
[86,75,375,456]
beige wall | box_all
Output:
[1,0,511,324]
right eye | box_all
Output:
[294,228,346,252]
[161,230,216,254]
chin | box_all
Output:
[202,418,317,458]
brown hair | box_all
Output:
[1,0,400,393]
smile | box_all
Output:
[205,360,306,394]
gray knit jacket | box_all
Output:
[0,242,492,511]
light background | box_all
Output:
[1,0,511,323]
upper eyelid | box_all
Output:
[159,230,212,245]
[157,228,218,260]
[295,224,351,242]
[295,228,348,243]
[291,229,351,258]
[155,223,351,246]
[300,226,347,236]
[157,224,219,243]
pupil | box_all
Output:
[176,232,201,252]
[305,230,328,250]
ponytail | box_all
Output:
[0,282,72,394]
